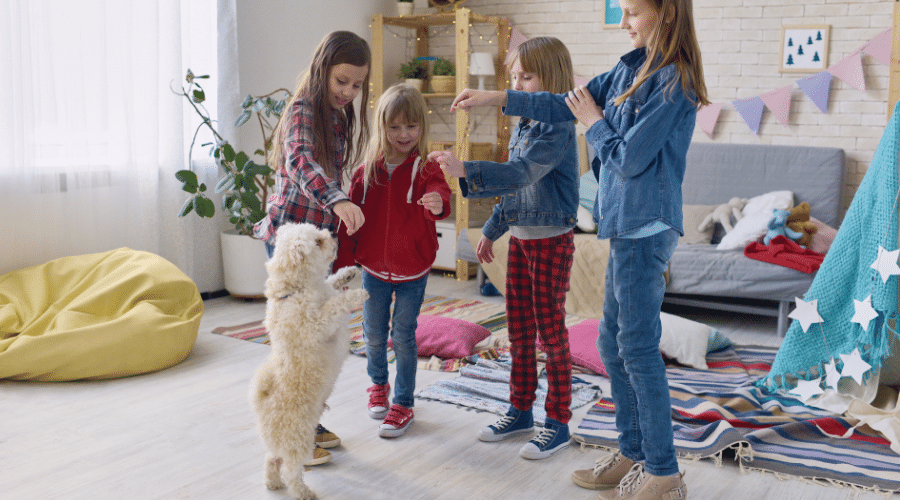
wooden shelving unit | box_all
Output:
[371,8,510,279]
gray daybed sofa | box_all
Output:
[665,142,845,336]
[456,141,846,337]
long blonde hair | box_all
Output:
[614,0,709,108]
[269,31,371,180]
[509,36,574,95]
[361,83,429,189]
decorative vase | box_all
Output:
[220,230,268,298]
[430,75,455,94]
[405,78,424,92]
[396,1,414,16]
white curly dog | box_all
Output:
[250,222,368,500]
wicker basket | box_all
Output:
[430,75,455,94]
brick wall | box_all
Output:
[409,0,894,210]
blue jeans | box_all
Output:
[361,270,428,408]
[596,229,679,476]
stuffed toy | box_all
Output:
[698,197,748,233]
[764,208,804,245]
[786,202,818,247]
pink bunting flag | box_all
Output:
[696,103,723,139]
[760,85,793,128]
[827,50,865,92]
[862,27,892,66]
[796,71,833,113]
[505,28,529,65]
[732,96,765,135]
[574,75,590,87]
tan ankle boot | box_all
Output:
[596,463,687,500]
[571,451,635,490]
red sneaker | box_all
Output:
[367,383,390,419]
[378,404,414,438]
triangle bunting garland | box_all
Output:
[760,85,793,128]
[796,71,833,114]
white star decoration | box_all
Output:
[870,246,900,283]
[850,295,879,332]
[823,359,842,389]
[789,297,824,332]
[839,348,872,385]
[789,377,824,402]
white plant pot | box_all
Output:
[396,2,414,16]
[220,230,268,298]
[405,78,424,92]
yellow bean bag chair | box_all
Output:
[0,248,204,381]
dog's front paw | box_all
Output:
[329,266,359,289]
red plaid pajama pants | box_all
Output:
[505,230,575,424]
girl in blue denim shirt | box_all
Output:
[452,1,709,498]
[430,37,579,461]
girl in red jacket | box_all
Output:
[345,83,451,438]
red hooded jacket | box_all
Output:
[339,152,451,282]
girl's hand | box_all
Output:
[565,85,603,129]
[451,89,507,111]
[418,191,444,215]
[333,200,365,235]
[476,235,495,264]
[428,150,466,178]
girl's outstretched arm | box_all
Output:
[451,89,507,111]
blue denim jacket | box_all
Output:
[504,48,697,239]
[459,118,578,241]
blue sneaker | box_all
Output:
[477,406,534,442]
[519,418,570,459]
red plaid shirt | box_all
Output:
[253,97,349,245]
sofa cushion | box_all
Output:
[680,204,717,245]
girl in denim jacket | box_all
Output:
[430,37,579,461]
[452,1,709,498]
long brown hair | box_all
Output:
[362,83,429,189]
[509,36,574,95]
[270,31,371,180]
[614,0,709,108]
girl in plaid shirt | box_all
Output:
[252,30,371,467]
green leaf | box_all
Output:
[254,148,265,157]
[178,197,194,217]
[194,196,215,218]
[234,110,251,128]
[192,89,205,103]
[222,143,236,162]
[242,191,261,212]
[185,69,195,84]
[235,151,249,171]
[175,170,198,193]
[233,173,244,189]
[241,94,252,108]
[198,182,207,193]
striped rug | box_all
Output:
[574,345,900,492]
[211,295,509,372]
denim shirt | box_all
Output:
[503,47,697,239]
[459,118,579,241]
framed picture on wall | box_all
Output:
[603,0,622,28]
[780,25,830,73]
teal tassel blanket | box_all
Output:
[761,101,899,393]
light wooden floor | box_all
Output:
[1,273,889,500]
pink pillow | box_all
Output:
[404,314,491,359]
[536,319,607,376]
[809,217,837,255]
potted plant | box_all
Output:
[397,58,428,92]
[430,57,456,93]
[172,69,289,297]
[396,0,414,16]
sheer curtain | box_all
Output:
[0,0,236,292]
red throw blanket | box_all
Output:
[743,235,825,273]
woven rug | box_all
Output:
[211,295,509,372]
[415,356,602,426]
[574,345,900,493]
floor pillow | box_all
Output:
[0,248,204,381]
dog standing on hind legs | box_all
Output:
[250,223,368,500]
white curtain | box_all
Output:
[0,0,235,292]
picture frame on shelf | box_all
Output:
[602,0,622,28]
[780,25,830,73]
